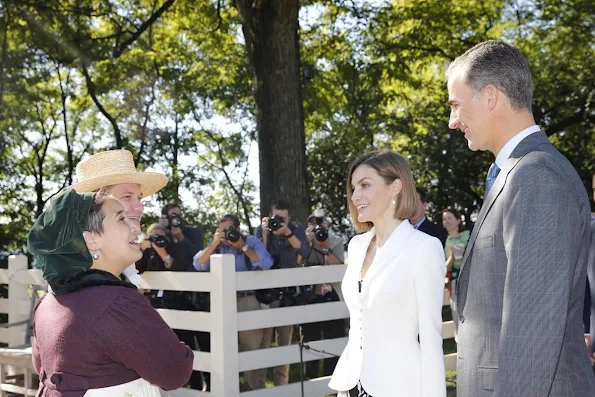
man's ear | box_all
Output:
[83,231,99,252]
[483,84,499,111]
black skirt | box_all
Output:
[347,381,372,397]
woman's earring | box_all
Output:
[392,196,397,205]
[92,251,100,260]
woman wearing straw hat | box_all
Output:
[69,149,168,287]
[28,189,194,396]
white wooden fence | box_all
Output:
[0,254,456,397]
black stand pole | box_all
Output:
[298,324,305,397]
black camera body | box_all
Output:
[168,214,183,229]
[224,227,241,243]
[149,234,168,248]
[268,215,285,232]
[314,225,328,242]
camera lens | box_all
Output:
[315,226,328,242]
[150,234,168,248]
[169,215,182,228]
[268,215,283,232]
[225,227,241,243]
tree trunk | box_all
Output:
[237,0,309,223]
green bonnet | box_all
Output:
[27,189,96,280]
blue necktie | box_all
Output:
[484,163,501,200]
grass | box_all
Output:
[223,332,458,395]
[446,370,457,396]
[256,313,459,395]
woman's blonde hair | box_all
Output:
[346,151,417,232]
[146,223,167,237]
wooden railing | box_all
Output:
[0,255,455,397]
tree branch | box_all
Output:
[194,112,253,231]
[56,63,76,186]
[80,59,123,148]
[544,108,589,136]
[377,40,455,61]
[210,0,223,32]
[112,0,177,58]
[135,12,160,166]
[0,5,9,120]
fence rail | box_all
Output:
[0,254,456,397]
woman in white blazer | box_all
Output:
[329,151,446,397]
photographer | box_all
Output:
[159,203,204,263]
[193,214,273,391]
[301,212,346,379]
[137,224,193,273]
[135,223,208,392]
[255,199,309,386]
[304,211,344,267]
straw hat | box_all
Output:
[69,150,168,197]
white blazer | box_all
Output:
[329,220,446,397]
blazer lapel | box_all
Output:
[459,131,550,276]
[352,229,375,274]
[361,222,416,304]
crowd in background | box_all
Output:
[133,184,479,392]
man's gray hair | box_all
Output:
[447,40,533,112]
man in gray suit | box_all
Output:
[586,173,595,368]
[447,40,595,397]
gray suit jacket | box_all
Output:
[589,219,595,352]
[456,131,595,397]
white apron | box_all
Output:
[83,378,161,397]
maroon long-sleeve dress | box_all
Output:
[32,284,194,396]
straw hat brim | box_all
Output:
[69,171,168,198]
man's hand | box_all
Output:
[213,229,226,244]
[305,226,315,243]
[261,217,270,237]
[229,235,246,250]
[153,244,168,258]
[170,226,184,240]
[274,223,291,237]
[318,238,331,249]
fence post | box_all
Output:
[8,255,28,347]
[209,254,239,397]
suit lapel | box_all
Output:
[458,159,515,274]
[459,131,550,276]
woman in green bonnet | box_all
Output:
[28,189,194,397]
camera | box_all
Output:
[168,214,183,228]
[314,225,328,242]
[149,234,168,248]
[224,227,241,243]
[310,216,328,242]
[268,215,285,232]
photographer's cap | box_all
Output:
[309,208,326,221]
[309,209,333,226]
